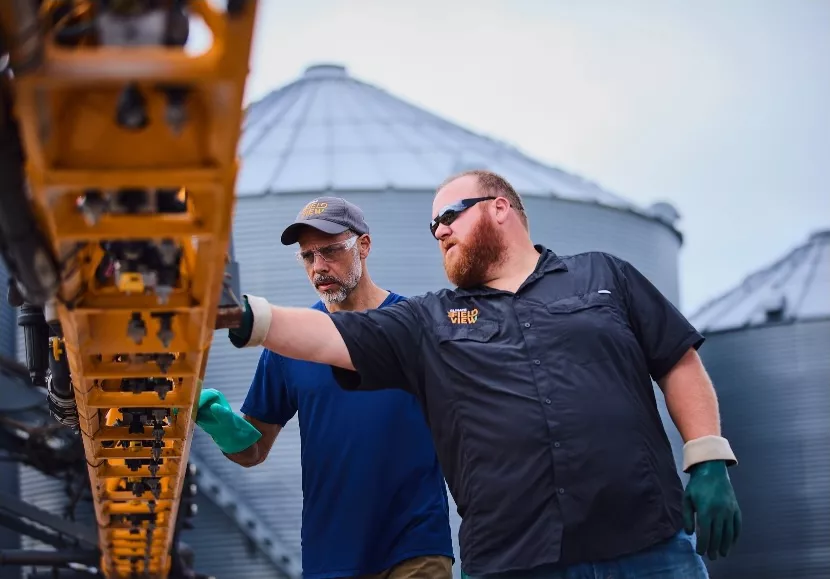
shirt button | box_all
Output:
[558,488,565,494]
[554,441,561,448]
[533,359,541,365]
[545,398,551,405]
[524,322,531,328]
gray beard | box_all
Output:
[317,252,363,305]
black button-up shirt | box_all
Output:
[328,246,704,576]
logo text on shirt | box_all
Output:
[447,307,479,324]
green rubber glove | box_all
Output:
[683,459,742,560]
[195,388,261,455]
[228,295,254,348]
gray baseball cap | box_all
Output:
[280,196,370,245]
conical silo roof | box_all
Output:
[236,63,676,230]
[691,229,830,333]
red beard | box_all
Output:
[442,212,506,289]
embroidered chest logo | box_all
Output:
[301,200,328,217]
[447,307,479,324]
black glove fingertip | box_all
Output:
[228,329,249,349]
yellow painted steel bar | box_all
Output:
[7,1,259,577]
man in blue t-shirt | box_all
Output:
[195,197,454,579]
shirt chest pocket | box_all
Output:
[542,291,633,366]
[434,320,500,368]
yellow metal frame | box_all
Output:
[8,1,258,577]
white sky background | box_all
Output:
[194,0,829,314]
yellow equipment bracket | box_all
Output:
[5,1,258,577]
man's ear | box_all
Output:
[358,234,371,259]
[494,196,512,224]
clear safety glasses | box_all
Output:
[296,235,359,266]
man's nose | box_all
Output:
[434,222,452,240]
[312,254,329,272]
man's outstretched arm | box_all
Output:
[231,295,354,370]
[229,294,424,394]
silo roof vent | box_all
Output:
[648,201,681,226]
[690,229,830,333]
[302,63,348,79]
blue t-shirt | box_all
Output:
[240,292,454,579]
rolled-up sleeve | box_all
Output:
[616,258,705,382]
[328,298,424,395]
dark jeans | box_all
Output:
[463,531,709,579]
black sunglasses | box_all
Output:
[429,197,494,238]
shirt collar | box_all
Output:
[534,244,568,274]
[453,244,568,296]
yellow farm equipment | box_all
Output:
[0,1,259,577]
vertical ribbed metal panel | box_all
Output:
[16,465,96,551]
[3,290,21,579]
[698,319,830,579]
[0,264,20,579]
[190,190,684,578]
[183,494,288,579]
[15,465,95,579]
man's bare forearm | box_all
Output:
[224,418,280,469]
[225,443,263,468]
[262,305,354,370]
[660,347,737,471]
[659,348,721,441]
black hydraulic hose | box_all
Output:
[0,68,60,306]
[0,549,99,567]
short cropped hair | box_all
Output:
[440,169,529,229]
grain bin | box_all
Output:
[691,229,830,579]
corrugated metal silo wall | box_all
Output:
[0,261,21,579]
[189,189,686,578]
[182,494,286,579]
[697,319,830,579]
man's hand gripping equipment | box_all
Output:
[228,294,271,348]
[195,386,262,455]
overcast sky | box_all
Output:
[196,0,829,314]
